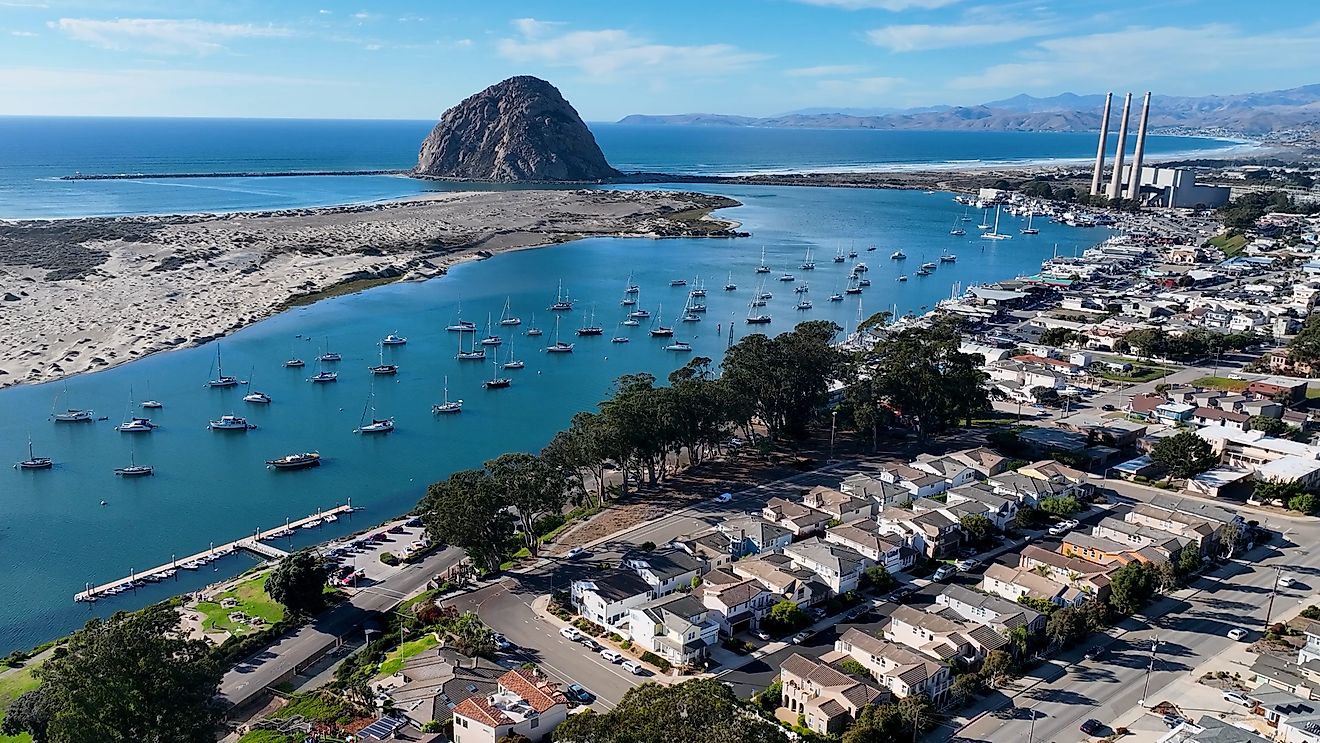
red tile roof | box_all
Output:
[498,668,566,713]
[453,696,512,727]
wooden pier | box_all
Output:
[73,504,354,602]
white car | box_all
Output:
[1061,519,1081,530]
[1222,690,1251,706]
[715,492,733,503]
[1048,524,1070,537]
[621,660,644,675]
[1279,575,1296,588]
[1227,628,1249,641]
[600,649,623,663]
[564,547,585,559]
[955,558,981,572]
[559,626,582,641]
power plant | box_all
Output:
[1090,90,1229,209]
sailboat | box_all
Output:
[845,275,863,295]
[456,328,486,360]
[318,338,341,363]
[141,381,163,409]
[354,382,394,434]
[51,385,94,423]
[114,447,153,477]
[746,287,771,324]
[498,297,522,326]
[503,337,525,369]
[244,368,272,403]
[756,247,770,273]
[1020,212,1040,235]
[665,339,692,352]
[977,208,993,231]
[308,354,338,383]
[680,294,701,323]
[525,313,543,337]
[447,300,477,332]
[648,303,674,337]
[549,280,573,311]
[369,342,399,375]
[483,356,512,389]
[724,272,737,291]
[546,315,575,352]
[117,388,156,433]
[981,205,1012,241]
[940,251,957,263]
[576,305,603,336]
[624,272,640,294]
[432,376,463,414]
[800,247,815,270]
[14,437,52,470]
[833,246,846,263]
[283,337,305,368]
[949,214,966,236]
[796,285,813,310]
[480,314,502,346]
[206,345,239,388]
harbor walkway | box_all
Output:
[73,504,353,602]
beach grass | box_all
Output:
[376,633,440,678]
[1193,375,1250,392]
[195,574,285,637]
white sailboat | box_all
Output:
[756,246,770,273]
[981,205,1012,241]
[483,356,512,389]
[546,315,574,352]
[499,297,522,326]
[549,280,573,311]
[1020,212,1039,235]
[447,300,477,332]
[432,376,463,414]
[244,368,272,403]
[503,337,525,369]
[50,384,94,422]
[456,327,486,360]
[116,387,156,433]
[206,345,239,388]
[525,313,543,337]
[354,382,394,434]
[369,342,398,375]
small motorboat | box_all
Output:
[309,371,338,383]
[779,274,795,282]
[381,333,408,345]
[890,251,906,260]
[141,400,163,409]
[266,452,321,470]
[941,253,957,262]
[611,337,630,343]
[244,390,272,404]
[898,275,908,282]
[745,315,772,325]
[284,358,305,368]
[669,279,687,287]
[665,341,692,352]
[117,417,156,433]
[209,415,256,431]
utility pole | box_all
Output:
[1264,565,1284,631]
[1026,705,1038,743]
[1139,634,1160,707]
[829,410,838,462]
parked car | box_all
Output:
[1227,628,1249,641]
[600,649,623,663]
[566,684,594,704]
[808,607,826,621]
[1101,404,1116,412]
[753,630,772,641]
[714,492,733,503]
[622,660,645,675]
[492,633,511,650]
[791,630,811,644]
[1061,519,1081,530]
[1083,645,1105,660]
[1162,714,1186,728]
[846,605,869,620]
[933,565,957,581]
[580,638,602,651]
[957,546,977,559]
[559,626,582,641]
[1222,690,1251,706]
[955,558,981,572]
[1080,718,1103,735]
[889,586,915,602]
[1048,524,1071,537]
[1279,575,1296,588]
[564,547,586,559]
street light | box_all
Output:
[1139,634,1160,707]
[829,410,838,462]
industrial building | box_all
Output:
[1120,164,1231,208]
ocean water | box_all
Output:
[0,182,1110,652]
[0,116,1237,218]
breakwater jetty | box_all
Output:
[73,504,355,602]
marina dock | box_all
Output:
[73,504,354,602]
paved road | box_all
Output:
[219,545,464,709]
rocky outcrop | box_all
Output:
[416,76,619,182]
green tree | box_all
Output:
[1289,492,1320,515]
[1018,595,1059,616]
[420,468,516,573]
[1044,605,1088,648]
[1289,313,1320,367]
[485,452,568,556]
[266,549,329,617]
[980,649,1015,686]
[1150,431,1218,479]
[551,678,789,743]
[1253,478,1307,505]
[766,600,808,633]
[445,612,496,657]
[721,321,842,441]
[1038,327,1077,347]
[18,604,223,743]
[1153,560,1180,593]
[843,702,905,743]
[860,565,895,592]
[543,411,619,508]
[949,672,984,707]
[1079,598,1110,632]
[896,693,936,736]
[1,689,53,743]
[1038,495,1081,516]
[1177,547,1202,576]
[838,658,871,678]
[1108,562,1156,615]
[1219,520,1244,557]
[1249,416,1291,436]
[959,514,996,549]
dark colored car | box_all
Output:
[566,683,594,704]
[1101,404,1116,411]
[889,586,915,603]
[1080,718,1103,735]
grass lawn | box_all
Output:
[237,730,306,743]
[1099,364,1178,383]
[376,633,440,677]
[0,662,42,743]
[1207,233,1249,256]
[1307,387,1320,399]
[195,574,284,637]
[1193,375,1250,392]
[273,691,358,725]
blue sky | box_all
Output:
[1,0,1316,120]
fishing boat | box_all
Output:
[756,246,771,273]
[576,305,603,336]
[665,341,692,352]
[648,304,674,337]
[1020,212,1039,235]
[206,345,240,388]
[447,301,477,332]
[266,452,321,470]
[456,330,486,361]
[432,376,463,414]
[724,272,737,291]
[800,247,815,270]
[382,333,408,345]
[502,339,525,369]
[354,383,394,434]
[209,415,256,431]
[548,280,574,311]
[525,313,543,337]
[498,297,522,326]
[483,357,512,389]
[244,369,272,403]
[546,315,575,352]
[891,250,906,260]
[14,438,52,470]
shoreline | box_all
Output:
[0,189,743,390]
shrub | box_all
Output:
[639,650,671,672]
[838,658,870,678]
[620,639,632,650]
[380,552,399,566]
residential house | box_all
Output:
[571,570,653,634]
[802,486,875,524]
[839,473,911,507]
[762,497,833,537]
[1196,427,1320,479]
[834,628,953,705]
[1194,407,1251,431]
[626,593,721,666]
[1061,531,1175,566]
[1296,618,1320,665]
[732,552,828,608]
[932,584,1046,637]
[1155,402,1196,426]
[715,516,793,558]
[699,568,774,635]
[979,563,1086,607]
[1252,688,1320,742]
[387,648,508,727]
[876,463,950,499]
[451,668,568,743]
[1247,376,1310,405]
[779,653,885,736]
[824,519,915,573]
[909,456,981,491]
[877,507,963,558]
[1091,517,1192,557]
[621,547,703,596]
[986,471,1073,508]
[946,447,1011,477]
[1166,716,1272,743]
[783,537,870,594]
[1018,545,1114,600]
[944,483,1018,530]
[883,605,979,665]
[1125,504,1220,556]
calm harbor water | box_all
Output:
[0,183,1109,652]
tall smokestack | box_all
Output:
[1126,91,1152,205]
[1106,92,1133,200]
[1090,92,1113,196]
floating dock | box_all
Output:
[74,504,354,602]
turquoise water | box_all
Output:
[0,184,1108,651]
[0,117,1237,218]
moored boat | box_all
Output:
[209,415,256,431]
[432,376,463,414]
[266,452,321,470]
[14,438,52,470]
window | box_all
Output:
[531,718,540,729]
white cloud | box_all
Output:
[364,43,381,51]
[497,18,768,79]
[318,9,332,14]
[866,21,1051,52]
[352,11,372,20]
[10,30,36,37]
[50,18,289,55]
[795,0,961,9]
[949,23,1320,93]
[454,38,474,48]
[785,64,867,77]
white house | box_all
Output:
[834,627,953,705]
[824,519,914,573]
[622,547,703,596]
[570,570,653,634]
[783,537,870,594]
[451,668,569,743]
[626,593,721,665]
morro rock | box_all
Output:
[415,76,620,182]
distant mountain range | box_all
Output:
[616,84,1320,136]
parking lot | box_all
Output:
[320,517,431,587]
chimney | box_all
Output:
[1126,91,1153,206]
[1106,92,1133,200]
[1089,92,1113,196]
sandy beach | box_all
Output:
[0,189,741,388]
